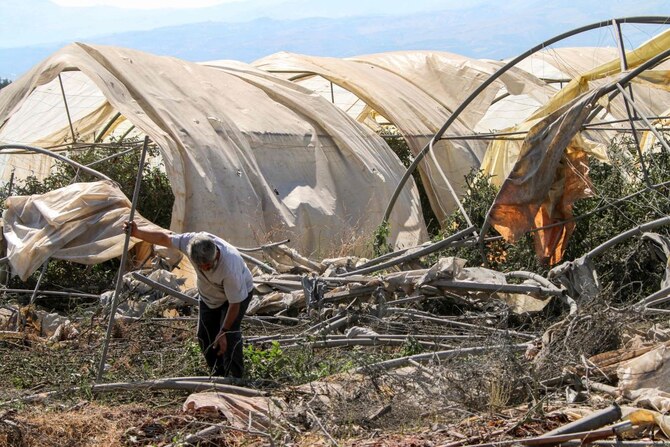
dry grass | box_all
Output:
[0,286,641,446]
[1,402,267,447]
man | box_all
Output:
[124,221,254,378]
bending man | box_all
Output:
[125,221,253,378]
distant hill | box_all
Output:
[0,0,667,79]
[0,10,493,79]
[0,0,475,48]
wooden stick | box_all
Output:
[337,226,476,277]
[354,343,530,373]
[97,136,149,381]
[0,377,264,407]
[163,421,273,447]
[130,272,198,305]
[390,308,536,340]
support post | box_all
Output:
[1,170,14,287]
[96,136,149,381]
[612,19,651,186]
[28,262,49,306]
[615,83,670,155]
[58,74,77,144]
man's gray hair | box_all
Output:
[188,233,218,266]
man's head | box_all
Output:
[188,233,219,271]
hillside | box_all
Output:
[1,0,665,78]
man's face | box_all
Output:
[199,248,220,272]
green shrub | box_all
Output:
[373,220,392,257]
[0,140,174,295]
[382,133,440,234]
[441,136,670,304]
[243,341,350,384]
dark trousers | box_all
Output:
[197,292,251,378]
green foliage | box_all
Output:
[0,140,174,295]
[372,220,392,257]
[175,339,204,376]
[564,138,670,302]
[244,341,286,381]
[243,340,347,384]
[441,136,670,304]
[0,78,10,90]
[399,336,423,357]
[441,169,542,272]
[383,134,440,234]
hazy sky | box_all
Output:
[1,0,668,79]
[51,0,239,8]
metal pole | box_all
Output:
[2,170,14,288]
[0,144,111,182]
[86,145,139,168]
[1,288,99,299]
[612,19,651,184]
[118,125,136,144]
[612,19,629,71]
[6,170,14,196]
[539,403,621,438]
[338,224,476,277]
[94,112,122,143]
[615,83,670,154]
[431,139,475,229]
[28,262,49,306]
[583,115,670,127]
[478,44,670,249]
[58,74,77,144]
[381,16,670,226]
[96,136,149,381]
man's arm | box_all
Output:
[214,302,241,356]
[221,302,240,333]
[124,221,173,248]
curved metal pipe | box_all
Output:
[479,43,670,246]
[506,270,577,314]
[0,144,112,182]
[382,16,670,226]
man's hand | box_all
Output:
[215,330,228,356]
[121,221,172,248]
[123,220,138,237]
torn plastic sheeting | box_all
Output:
[618,341,670,394]
[397,257,551,313]
[623,388,670,414]
[183,391,282,431]
[246,290,305,316]
[123,269,186,296]
[548,256,600,302]
[498,292,549,314]
[261,244,326,274]
[488,88,604,265]
[252,51,487,224]
[415,256,468,286]
[0,43,427,257]
[624,407,670,438]
[642,232,670,289]
[3,180,162,281]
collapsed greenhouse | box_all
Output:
[2,15,670,446]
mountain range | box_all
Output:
[0,0,667,79]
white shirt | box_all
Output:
[171,232,253,308]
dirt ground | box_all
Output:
[0,399,569,447]
[0,314,572,447]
